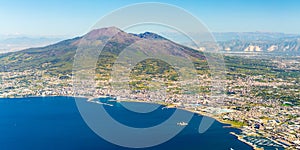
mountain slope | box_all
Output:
[0,27,205,74]
[0,37,80,73]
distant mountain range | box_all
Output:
[216,33,300,54]
[212,32,300,41]
[161,32,300,54]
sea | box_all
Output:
[0,96,266,150]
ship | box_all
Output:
[177,121,188,126]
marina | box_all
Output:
[230,132,285,150]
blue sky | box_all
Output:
[1,0,300,37]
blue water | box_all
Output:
[0,96,253,150]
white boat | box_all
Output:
[177,121,188,126]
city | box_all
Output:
[1,55,299,149]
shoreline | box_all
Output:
[79,96,288,150]
[83,96,262,150]
[0,95,243,128]
[0,95,266,150]
[230,132,263,150]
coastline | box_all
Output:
[0,95,241,128]
[0,95,260,150]
[0,95,265,150]
[89,96,260,150]
[87,96,287,150]
[230,132,263,150]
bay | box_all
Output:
[0,96,253,150]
